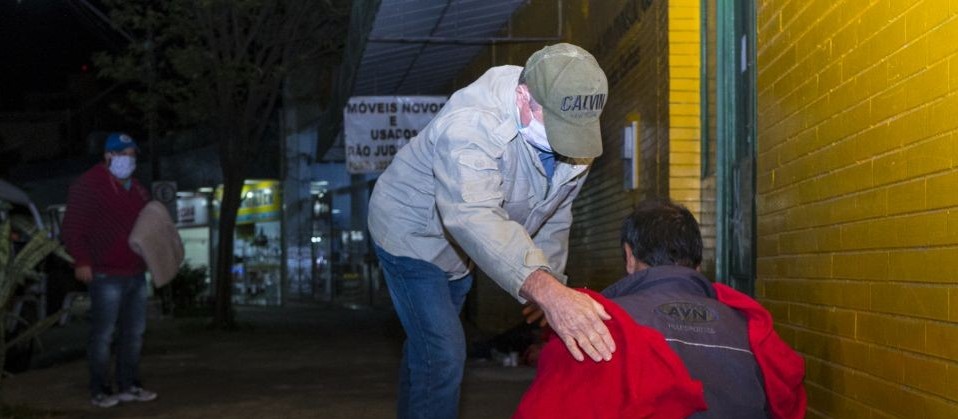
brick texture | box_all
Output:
[669,0,703,222]
[757,0,958,415]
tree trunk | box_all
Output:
[212,173,244,328]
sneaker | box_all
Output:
[117,386,158,403]
[91,393,119,408]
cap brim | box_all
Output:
[542,107,603,159]
[107,144,140,153]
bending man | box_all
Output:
[368,43,614,419]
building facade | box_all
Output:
[757,0,958,417]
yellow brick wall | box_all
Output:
[757,0,958,417]
[668,0,702,221]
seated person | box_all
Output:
[514,199,806,419]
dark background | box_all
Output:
[0,0,119,111]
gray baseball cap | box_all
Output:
[522,43,608,158]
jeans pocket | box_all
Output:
[376,245,445,283]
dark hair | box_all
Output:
[620,199,703,269]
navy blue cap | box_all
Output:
[104,132,139,153]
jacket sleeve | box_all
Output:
[61,175,95,268]
[432,114,551,301]
[514,290,707,419]
[530,171,587,284]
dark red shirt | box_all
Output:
[62,164,150,276]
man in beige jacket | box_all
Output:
[368,43,614,419]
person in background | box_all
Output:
[368,43,614,419]
[61,132,158,408]
[515,199,806,419]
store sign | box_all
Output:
[176,196,209,227]
[343,96,446,174]
[151,181,178,221]
[214,180,282,225]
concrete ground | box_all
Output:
[1,303,535,418]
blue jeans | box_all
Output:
[374,245,474,419]
[88,273,148,396]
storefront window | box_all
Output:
[176,191,213,300]
[214,180,283,306]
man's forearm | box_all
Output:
[519,269,563,305]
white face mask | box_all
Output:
[108,155,136,179]
[519,118,551,152]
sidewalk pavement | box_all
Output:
[1,302,535,418]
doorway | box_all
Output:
[715,0,757,295]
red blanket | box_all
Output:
[514,287,806,418]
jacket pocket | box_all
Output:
[460,175,503,203]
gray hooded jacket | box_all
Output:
[367,65,591,301]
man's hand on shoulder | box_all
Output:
[519,270,616,362]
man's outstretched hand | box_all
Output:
[519,270,615,362]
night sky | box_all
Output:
[0,0,117,111]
